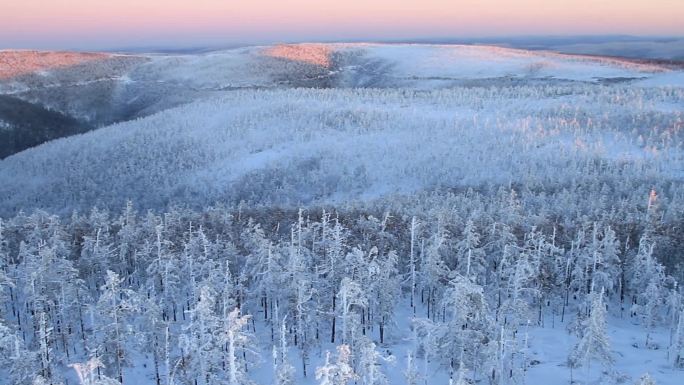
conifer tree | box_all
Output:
[315,345,356,385]
[568,289,613,374]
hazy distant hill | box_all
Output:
[0,95,91,159]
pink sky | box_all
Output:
[1,0,683,49]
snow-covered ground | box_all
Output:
[236,304,683,385]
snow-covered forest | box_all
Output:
[1,184,683,384]
[1,44,683,385]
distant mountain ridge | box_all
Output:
[0,43,682,159]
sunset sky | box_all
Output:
[1,0,683,50]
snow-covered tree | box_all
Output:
[273,317,295,385]
[95,271,139,384]
[1,319,39,385]
[179,286,221,385]
[315,345,356,385]
[404,350,421,385]
[337,277,368,346]
[367,250,400,343]
[670,309,684,368]
[223,308,257,385]
[420,226,449,320]
[634,373,656,385]
[70,357,120,385]
[455,220,486,283]
[440,274,492,374]
[568,289,613,373]
[633,274,666,347]
[499,253,538,327]
[357,338,394,385]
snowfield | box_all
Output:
[1,43,684,385]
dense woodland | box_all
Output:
[1,181,683,385]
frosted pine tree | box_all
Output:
[36,311,56,383]
[568,288,613,374]
[0,218,11,301]
[337,277,368,346]
[70,357,119,385]
[421,225,449,320]
[180,286,221,385]
[358,338,395,385]
[629,238,663,303]
[315,345,357,385]
[634,373,656,385]
[273,318,295,385]
[666,285,682,333]
[0,318,38,385]
[440,274,492,374]
[404,350,421,385]
[593,226,621,297]
[223,308,257,385]
[368,250,400,343]
[95,271,139,384]
[145,224,181,322]
[500,253,538,327]
[455,220,485,283]
[285,222,314,377]
[79,227,114,291]
[634,275,665,348]
[407,217,420,313]
[411,317,438,385]
[321,216,347,343]
[670,309,684,368]
[241,221,280,322]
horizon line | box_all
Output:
[3,34,684,53]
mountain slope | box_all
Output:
[1,84,681,216]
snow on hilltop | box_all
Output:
[123,43,678,90]
[1,43,678,92]
[263,43,335,68]
[0,50,109,79]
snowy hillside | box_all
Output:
[1,43,684,385]
[1,85,682,215]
